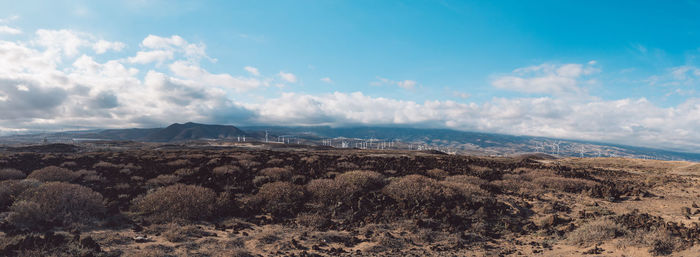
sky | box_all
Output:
[0,0,699,152]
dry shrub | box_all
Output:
[441,175,489,199]
[306,170,384,205]
[7,182,105,229]
[162,223,211,242]
[146,174,180,187]
[566,217,627,246]
[0,168,26,180]
[175,167,198,176]
[266,158,284,165]
[166,159,190,167]
[59,161,77,168]
[383,174,456,205]
[256,181,306,216]
[336,161,359,170]
[92,161,122,170]
[335,170,385,195]
[259,167,292,180]
[296,213,332,229]
[621,228,681,255]
[426,168,449,179]
[252,176,272,187]
[237,159,260,169]
[131,183,218,223]
[27,166,78,182]
[532,176,599,193]
[0,179,41,209]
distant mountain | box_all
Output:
[144,122,246,142]
[2,123,699,161]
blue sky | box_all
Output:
[0,1,699,152]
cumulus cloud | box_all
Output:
[492,62,598,95]
[0,25,21,35]
[320,77,333,83]
[92,39,125,54]
[245,66,260,76]
[278,71,297,83]
[170,61,263,92]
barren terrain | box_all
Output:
[1,144,700,256]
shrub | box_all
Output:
[306,179,342,205]
[0,168,26,180]
[162,223,211,242]
[166,159,191,167]
[7,182,105,229]
[296,213,332,229]
[27,166,78,182]
[146,175,180,187]
[425,168,449,179]
[253,176,272,187]
[441,176,489,200]
[259,167,292,181]
[175,167,198,176]
[92,161,122,170]
[532,176,599,193]
[306,170,384,205]
[131,183,218,223]
[335,170,385,194]
[0,179,41,210]
[383,174,456,205]
[566,217,627,246]
[256,181,306,216]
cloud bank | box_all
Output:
[0,29,698,152]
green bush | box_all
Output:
[27,166,78,182]
[7,182,105,229]
[131,183,218,223]
[0,168,26,180]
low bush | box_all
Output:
[532,176,599,193]
[383,174,457,206]
[213,165,241,176]
[7,182,105,229]
[306,170,385,205]
[27,166,78,182]
[0,168,26,180]
[0,179,41,210]
[131,183,218,223]
[256,181,306,217]
[259,167,292,181]
[566,217,627,246]
[146,174,180,187]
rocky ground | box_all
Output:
[1,144,699,256]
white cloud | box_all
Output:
[372,77,418,90]
[244,66,260,76]
[320,77,332,83]
[92,39,125,54]
[0,15,19,23]
[140,34,213,62]
[128,50,174,64]
[170,61,263,92]
[492,62,598,95]
[278,71,297,83]
[397,80,416,90]
[0,25,21,35]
